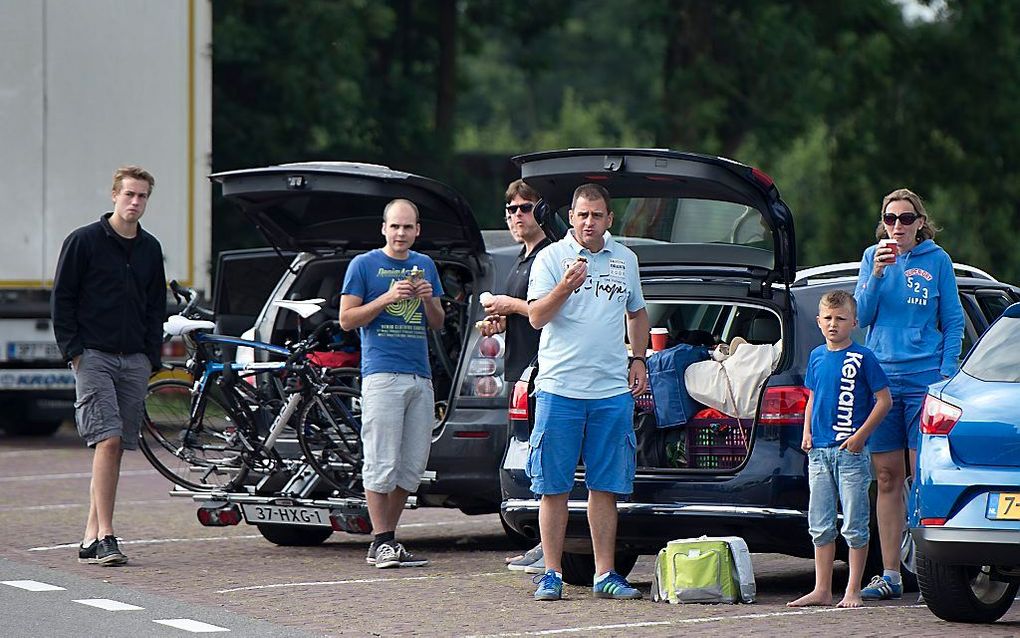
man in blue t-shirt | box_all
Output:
[788,289,891,609]
[340,198,445,569]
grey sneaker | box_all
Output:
[507,544,543,572]
[78,539,99,564]
[375,542,428,568]
[524,555,546,575]
[96,535,128,566]
[366,542,377,565]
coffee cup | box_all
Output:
[879,239,898,264]
[650,327,669,352]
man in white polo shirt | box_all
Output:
[526,183,649,601]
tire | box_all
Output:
[296,387,364,497]
[916,549,1019,623]
[256,524,333,547]
[499,512,535,549]
[561,551,639,586]
[140,379,249,491]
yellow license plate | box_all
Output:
[987,493,1020,520]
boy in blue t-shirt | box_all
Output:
[788,290,891,609]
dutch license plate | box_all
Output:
[986,493,1020,520]
[7,341,62,362]
[241,504,331,527]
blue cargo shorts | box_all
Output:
[72,349,151,450]
[527,390,637,496]
[870,369,942,453]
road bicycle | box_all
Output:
[141,283,364,497]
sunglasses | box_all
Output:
[505,202,535,215]
[882,212,922,225]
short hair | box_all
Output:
[571,183,612,211]
[382,198,420,223]
[505,179,541,204]
[112,165,155,194]
[819,289,857,316]
[874,187,940,242]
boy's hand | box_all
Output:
[800,433,812,452]
[839,434,865,453]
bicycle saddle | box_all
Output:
[273,298,326,319]
[163,314,216,336]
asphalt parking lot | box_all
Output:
[2,424,1018,637]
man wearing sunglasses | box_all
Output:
[853,188,964,601]
[481,180,552,574]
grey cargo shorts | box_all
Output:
[72,349,151,450]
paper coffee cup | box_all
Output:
[650,327,669,352]
[879,239,898,264]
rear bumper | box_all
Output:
[912,526,1020,565]
[419,406,507,513]
[501,498,809,555]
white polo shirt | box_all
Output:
[528,230,645,399]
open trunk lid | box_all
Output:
[513,148,797,285]
[211,162,485,256]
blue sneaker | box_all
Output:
[592,570,642,600]
[533,570,563,601]
[861,574,903,600]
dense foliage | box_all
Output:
[212,0,1020,283]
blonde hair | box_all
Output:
[874,188,940,242]
[819,289,857,317]
[112,165,155,194]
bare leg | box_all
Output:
[588,490,618,576]
[787,542,835,607]
[872,450,906,572]
[89,437,123,539]
[366,486,410,534]
[539,493,569,573]
[83,479,99,544]
[839,544,869,607]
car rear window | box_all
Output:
[610,197,773,251]
[961,315,1020,382]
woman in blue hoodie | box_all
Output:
[853,188,965,600]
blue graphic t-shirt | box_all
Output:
[805,342,889,447]
[341,248,444,378]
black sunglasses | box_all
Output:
[505,202,535,214]
[882,212,922,225]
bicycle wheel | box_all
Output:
[297,386,363,497]
[141,379,249,491]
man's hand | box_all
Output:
[71,355,81,371]
[483,294,517,316]
[386,279,417,304]
[838,434,865,453]
[560,260,588,292]
[412,279,434,300]
[479,316,506,336]
[628,359,647,396]
[801,432,813,453]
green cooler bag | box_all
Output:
[651,536,755,604]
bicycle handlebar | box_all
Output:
[168,280,214,321]
[283,320,341,369]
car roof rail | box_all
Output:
[793,261,998,286]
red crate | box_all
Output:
[685,416,749,469]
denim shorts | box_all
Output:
[73,349,151,450]
[526,390,637,496]
[869,369,942,453]
[360,372,435,494]
[807,446,872,549]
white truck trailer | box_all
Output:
[0,0,211,434]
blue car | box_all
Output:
[911,302,1020,623]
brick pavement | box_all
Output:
[2,425,1018,637]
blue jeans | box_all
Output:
[807,446,872,549]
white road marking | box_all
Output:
[28,535,262,552]
[216,572,503,594]
[0,499,168,513]
[73,598,145,611]
[0,468,155,482]
[462,605,930,637]
[2,580,66,592]
[153,618,230,633]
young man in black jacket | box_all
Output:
[52,165,166,566]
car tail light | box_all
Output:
[330,511,372,534]
[196,504,241,527]
[759,386,809,425]
[920,517,947,526]
[459,333,507,398]
[920,395,962,435]
[509,379,530,421]
[751,166,774,188]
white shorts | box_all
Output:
[360,372,435,493]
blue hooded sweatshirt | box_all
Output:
[854,239,964,378]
